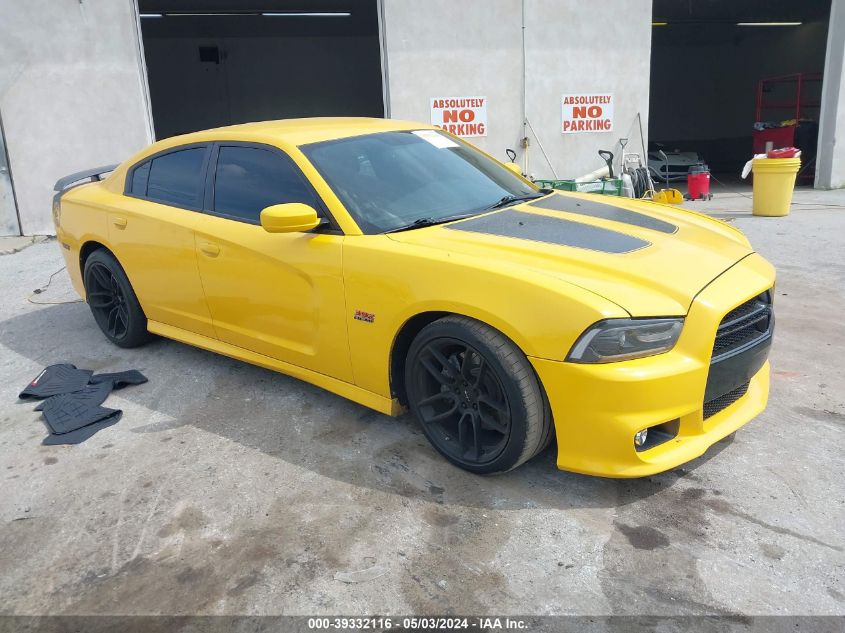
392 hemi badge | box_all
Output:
[354,309,375,323]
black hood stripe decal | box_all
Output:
[530,195,678,234]
[446,210,650,254]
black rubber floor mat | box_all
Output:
[90,369,148,389]
[41,392,121,435]
[42,411,123,445]
[34,380,113,412]
[19,364,147,445]
[19,364,93,400]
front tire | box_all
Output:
[405,316,552,474]
[83,249,151,348]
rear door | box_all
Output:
[194,142,352,381]
[108,144,216,338]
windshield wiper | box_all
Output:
[383,191,552,234]
[384,213,479,234]
[486,192,547,210]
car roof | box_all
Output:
[100,117,439,198]
[157,117,431,148]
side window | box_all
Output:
[146,147,207,208]
[213,146,316,224]
[130,161,150,196]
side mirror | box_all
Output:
[504,162,523,176]
[260,203,321,233]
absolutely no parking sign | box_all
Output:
[430,97,487,137]
[561,93,614,134]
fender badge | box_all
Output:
[354,310,375,323]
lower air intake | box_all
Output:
[703,381,750,420]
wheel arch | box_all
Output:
[389,309,540,407]
[79,241,140,309]
[390,309,555,473]
[79,240,112,278]
[390,311,450,406]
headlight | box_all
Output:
[567,318,684,363]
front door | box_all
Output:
[194,143,352,382]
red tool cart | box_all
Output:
[753,73,821,180]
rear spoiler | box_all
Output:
[53,164,119,192]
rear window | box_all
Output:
[146,147,207,207]
[129,161,150,196]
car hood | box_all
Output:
[386,192,755,316]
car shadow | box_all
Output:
[1,303,735,511]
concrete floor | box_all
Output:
[0,192,843,618]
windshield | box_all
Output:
[301,130,540,233]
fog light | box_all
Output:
[634,429,648,447]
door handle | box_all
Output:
[199,241,220,257]
[112,217,128,229]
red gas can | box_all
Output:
[686,163,712,201]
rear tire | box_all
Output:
[405,316,552,474]
[83,249,152,348]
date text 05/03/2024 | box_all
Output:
[306,617,528,630]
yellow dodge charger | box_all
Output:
[52,118,774,477]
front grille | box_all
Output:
[712,291,773,360]
[703,381,750,419]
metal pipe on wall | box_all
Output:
[521,0,529,176]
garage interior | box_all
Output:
[138,0,385,140]
[649,0,832,185]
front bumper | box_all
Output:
[531,253,775,478]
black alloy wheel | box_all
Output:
[405,316,552,474]
[411,337,512,465]
[86,261,130,340]
[83,249,151,348]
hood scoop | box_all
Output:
[445,209,649,254]
[530,195,678,234]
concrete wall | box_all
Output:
[381,0,525,168]
[524,0,652,179]
[0,0,153,236]
[817,0,845,189]
[382,0,653,180]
